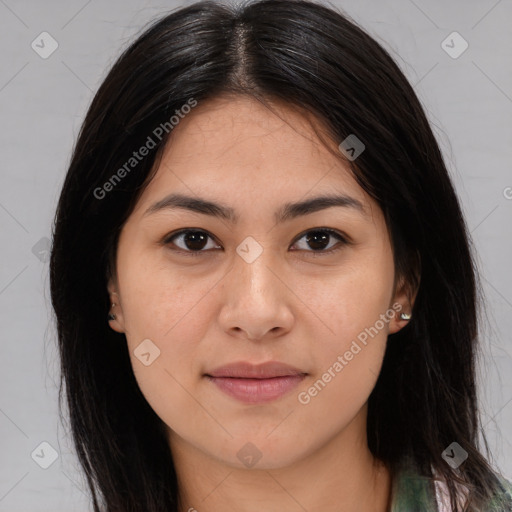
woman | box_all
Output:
[49,0,512,510]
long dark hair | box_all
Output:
[49,0,511,510]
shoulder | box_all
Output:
[434,469,512,512]
[483,473,512,511]
[391,458,512,512]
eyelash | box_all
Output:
[162,228,350,258]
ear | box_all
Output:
[388,272,419,335]
[107,277,125,333]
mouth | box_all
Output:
[204,361,308,404]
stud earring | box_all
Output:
[400,312,411,321]
[108,302,117,321]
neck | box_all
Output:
[169,407,392,512]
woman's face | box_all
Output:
[108,94,410,469]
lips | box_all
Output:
[204,361,307,404]
[206,361,306,379]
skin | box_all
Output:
[107,94,415,512]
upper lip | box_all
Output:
[205,361,307,379]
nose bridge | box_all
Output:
[232,235,278,297]
[221,236,293,326]
[216,235,293,340]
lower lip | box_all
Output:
[206,375,306,404]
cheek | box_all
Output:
[300,255,395,345]
[118,250,216,345]
[118,265,212,432]
[116,254,216,408]
[296,302,390,429]
[296,252,394,403]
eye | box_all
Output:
[163,228,350,257]
[290,228,349,256]
[164,229,221,256]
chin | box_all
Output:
[210,432,310,471]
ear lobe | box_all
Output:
[107,278,125,333]
[388,274,419,335]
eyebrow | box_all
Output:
[143,192,365,224]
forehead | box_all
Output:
[160,94,341,169]
[131,94,372,218]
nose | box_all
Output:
[217,246,294,341]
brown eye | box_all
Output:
[165,230,220,255]
[291,229,348,255]
[163,227,349,258]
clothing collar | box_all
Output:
[390,458,438,512]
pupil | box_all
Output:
[307,231,329,250]
[185,231,207,250]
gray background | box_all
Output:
[0,0,511,510]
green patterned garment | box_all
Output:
[390,459,512,511]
